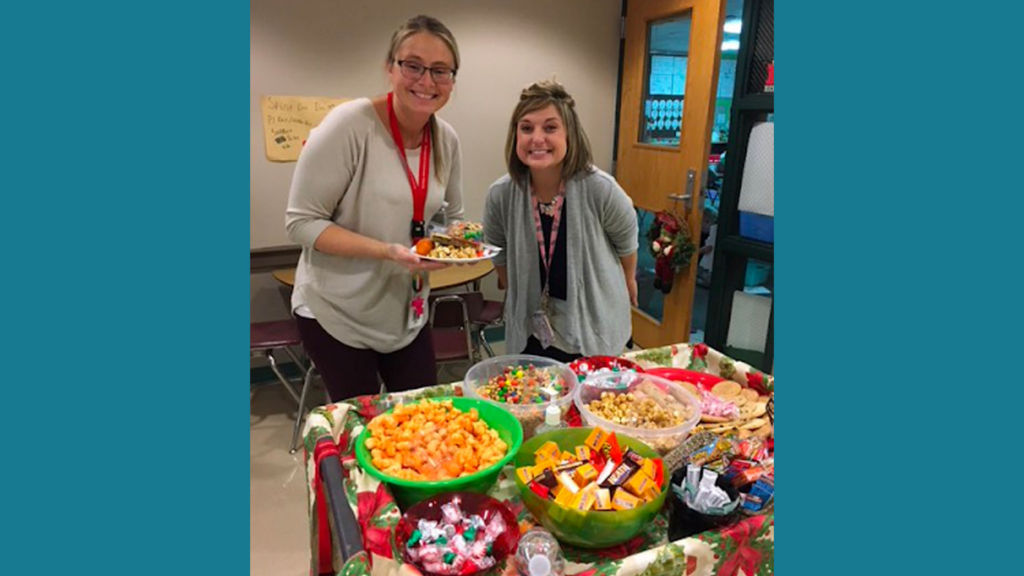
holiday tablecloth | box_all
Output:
[301,343,774,576]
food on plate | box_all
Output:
[447,220,484,242]
[419,232,488,260]
[691,384,774,439]
[414,238,435,256]
[365,399,508,481]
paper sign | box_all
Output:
[260,95,348,162]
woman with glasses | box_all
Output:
[483,80,639,363]
[286,15,464,401]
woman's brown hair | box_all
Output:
[505,80,594,190]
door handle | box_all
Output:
[667,169,698,210]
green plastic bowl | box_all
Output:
[514,428,669,548]
[355,397,523,510]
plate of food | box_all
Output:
[412,224,502,263]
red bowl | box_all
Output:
[395,492,520,576]
[644,368,725,391]
[568,356,645,381]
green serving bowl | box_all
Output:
[514,428,669,548]
[355,397,523,510]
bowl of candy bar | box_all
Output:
[355,398,523,509]
[574,373,702,455]
[513,426,669,548]
[396,492,520,576]
[463,355,577,439]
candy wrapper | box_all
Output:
[676,465,740,516]
[403,499,508,576]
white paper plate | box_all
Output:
[409,243,502,263]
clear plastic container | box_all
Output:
[513,527,565,576]
[574,372,701,455]
[463,355,577,439]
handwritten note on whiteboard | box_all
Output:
[260,95,349,162]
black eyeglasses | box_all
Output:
[394,60,457,85]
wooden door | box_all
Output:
[617,0,725,347]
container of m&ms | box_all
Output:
[463,355,577,439]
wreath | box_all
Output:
[647,211,696,294]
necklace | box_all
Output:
[537,194,563,217]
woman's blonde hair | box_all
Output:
[386,15,460,185]
[505,80,594,191]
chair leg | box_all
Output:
[290,363,316,454]
[478,327,495,358]
[266,350,302,405]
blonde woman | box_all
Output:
[483,81,638,362]
[286,15,464,400]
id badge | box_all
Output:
[532,309,555,349]
[407,272,428,330]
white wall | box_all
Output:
[250,0,623,250]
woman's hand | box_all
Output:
[384,243,450,272]
[626,276,639,307]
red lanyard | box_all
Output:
[530,184,565,287]
[386,92,431,239]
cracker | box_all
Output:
[740,418,767,430]
[712,381,742,398]
[753,422,773,439]
[701,414,733,423]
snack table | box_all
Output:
[301,343,775,576]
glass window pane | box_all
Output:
[640,13,692,147]
[635,208,664,322]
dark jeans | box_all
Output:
[296,316,438,402]
[521,336,584,363]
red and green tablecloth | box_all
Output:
[301,343,774,576]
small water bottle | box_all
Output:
[533,405,567,436]
[514,528,566,576]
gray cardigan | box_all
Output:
[483,168,639,357]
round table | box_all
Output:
[272,260,494,291]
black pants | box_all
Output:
[521,336,584,363]
[296,317,438,402]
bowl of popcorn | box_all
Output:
[355,398,524,509]
[574,373,701,455]
[463,355,577,439]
